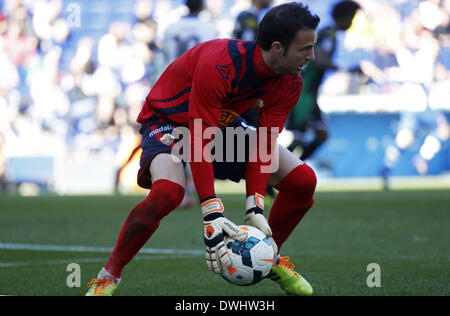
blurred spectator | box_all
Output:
[376,3,450,188]
[133,0,154,24]
[1,17,37,67]
[32,0,70,52]
[28,46,70,139]
[0,40,20,90]
[0,13,7,35]
[97,21,131,70]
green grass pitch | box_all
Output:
[0,190,449,296]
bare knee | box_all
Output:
[142,179,186,222]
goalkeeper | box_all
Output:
[86,2,319,296]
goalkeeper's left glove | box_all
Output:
[202,198,248,274]
[244,193,278,256]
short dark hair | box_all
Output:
[185,0,203,13]
[331,0,360,20]
[257,2,320,51]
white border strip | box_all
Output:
[0,243,203,255]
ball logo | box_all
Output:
[227,266,238,276]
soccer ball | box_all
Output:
[221,225,275,286]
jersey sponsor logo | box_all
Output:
[167,119,280,173]
[216,65,230,81]
[148,124,174,139]
[251,99,264,110]
[219,109,240,128]
[159,133,176,145]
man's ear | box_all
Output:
[270,41,284,56]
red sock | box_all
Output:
[268,163,317,252]
[105,179,185,278]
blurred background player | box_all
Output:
[163,0,218,207]
[287,0,361,161]
[233,0,272,41]
[233,0,273,127]
[232,0,276,202]
[115,0,217,207]
[162,0,217,67]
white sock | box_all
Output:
[273,254,281,265]
[98,267,121,285]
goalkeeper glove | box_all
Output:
[244,193,278,256]
[202,198,248,274]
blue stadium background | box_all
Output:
[315,112,450,177]
[1,0,449,194]
[57,0,449,178]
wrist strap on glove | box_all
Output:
[246,193,265,213]
[201,198,224,221]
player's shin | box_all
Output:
[104,179,185,278]
[268,164,317,251]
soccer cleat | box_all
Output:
[267,256,313,296]
[85,278,118,296]
[85,268,120,296]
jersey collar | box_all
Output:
[254,43,276,80]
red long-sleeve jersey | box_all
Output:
[137,39,303,201]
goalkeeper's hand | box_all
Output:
[202,198,248,274]
[244,193,278,256]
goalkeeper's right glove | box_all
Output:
[202,198,248,274]
[244,193,278,257]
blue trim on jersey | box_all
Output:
[228,89,268,106]
[153,101,189,116]
[228,40,243,90]
[152,86,192,103]
[239,41,263,90]
[225,41,270,105]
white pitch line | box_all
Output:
[0,254,199,268]
[0,242,203,268]
[0,257,107,268]
[0,242,203,256]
